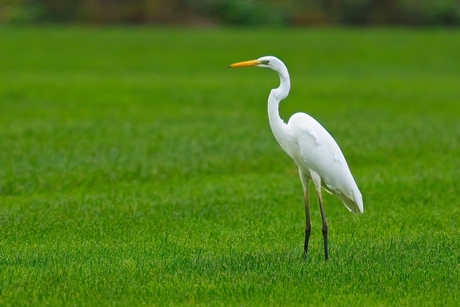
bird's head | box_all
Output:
[228,55,290,95]
[227,56,285,72]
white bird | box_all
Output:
[228,56,363,260]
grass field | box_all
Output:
[1,27,460,306]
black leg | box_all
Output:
[303,189,311,259]
[318,191,329,261]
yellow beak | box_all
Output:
[227,60,260,68]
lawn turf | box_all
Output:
[1,27,460,306]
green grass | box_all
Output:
[1,27,460,306]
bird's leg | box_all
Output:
[318,191,329,261]
[303,189,311,260]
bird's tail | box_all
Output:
[338,188,363,214]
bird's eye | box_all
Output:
[261,60,269,65]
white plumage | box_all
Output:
[228,56,363,260]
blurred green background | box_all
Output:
[1,0,460,306]
[1,0,459,26]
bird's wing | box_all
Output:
[288,113,363,213]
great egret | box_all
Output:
[228,56,363,261]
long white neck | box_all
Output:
[268,66,291,150]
